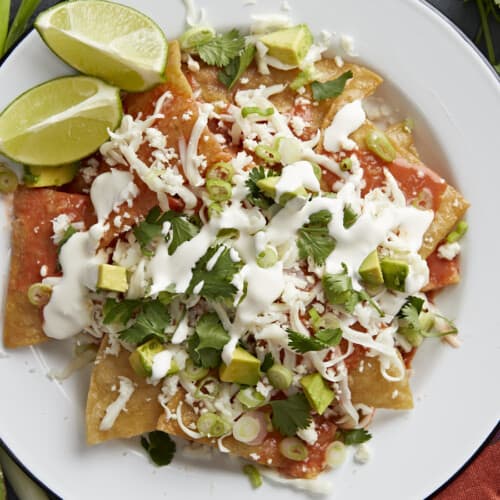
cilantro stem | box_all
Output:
[0,0,10,56]
[4,0,41,53]
[475,0,496,65]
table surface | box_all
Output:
[2,0,499,499]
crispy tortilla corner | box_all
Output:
[157,389,336,479]
[3,189,93,348]
[86,336,163,445]
[348,353,414,410]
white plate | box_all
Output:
[1,0,499,498]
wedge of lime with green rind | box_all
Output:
[0,76,122,166]
[35,0,168,92]
[0,463,5,500]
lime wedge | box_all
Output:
[0,76,122,166]
[35,0,168,92]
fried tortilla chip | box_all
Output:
[348,353,413,410]
[423,248,461,291]
[3,188,94,348]
[86,336,162,444]
[156,389,336,479]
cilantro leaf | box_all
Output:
[343,204,358,229]
[287,328,342,353]
[397,296,424,319]
[195,313,230,351]
[245,166,278,209]
[57,225,77,254]
[270,393,312,437]
[297,210,336,265]
[102,298,141,325]
[322,264,360,313]
[187,333,222,369]
[134,207,199,256]
[141,431,176,466]
[337,428,372,445]
[188,245,243,301]
[194,29,246,67]
[218,44,256,89]
[118,300,171,345]
[260,352,274,372]
[311,71,353,101]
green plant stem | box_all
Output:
[476,0,496,64]
[0,0,10,57]
[4,0,41,53]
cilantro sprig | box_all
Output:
[260,352,274,372]
[336,428,372,445]
[311,71,353,101]
[297,210,336,266]
[218,43,256,89]
[134,206,199,257]
[190,29,246,67]
[187,312,229,368]
[188,244,243,301]
[141,431,176,466]
[288,328,342,353]
[270,393,312,437]
[245,166,278,209]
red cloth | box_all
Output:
[434,430,500,499]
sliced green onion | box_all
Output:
[446,220,468,243]
[27,283,52,307]
[183,359,209,381]
[339,157,352,172]
[310,161,322,181]
[326,441,346,468]
[194,376,220,401]
[365,130,397,163]
[242,107,275,119]
[398,325,423,347]
[308,307,321,329]
[277,137,302,164]
[279,437,309,461]
[243,464,263,489]
[197,412,231,438]
[179,25,215,50]
[267,364,293,390]
[421,314,458,338]
[343,205,358,229]
[206,178,232,202]
[217,227,240,240]
[237,387,266,409]
[290,66,317,91]
[0,165,18,193]
[233,411,268,445]
[207,161,235,182]
[316,312,341,330]
[255,144,280,165]
[208,202,223,219]
[256,246,278,268]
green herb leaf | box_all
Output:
[218,44,256,89]
[270,393,312,437]
[187,332,222,369]
[343,204,358,229]
[311,71,353,101]
[189,244,243,301]
[245,166,278,209]
[287,328,342,353]
[194,29,245,67]
[195,313,230,351]
[297,210,336,265]
[141,431,176,466]
[337,428,372,445]
[260,352,274,372]
[165,213,199,255]
[322,264,360,313]
[118,300,170,345]
[102,298,141,325]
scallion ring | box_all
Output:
[206,179,232,202]
[279,437,309,461]
[365,130,397,163]
[197,412,231,438]
[27,283,52,307]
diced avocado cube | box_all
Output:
[23,164,78,187]
[219,347,261,386]
[129,339,164,378]
[300,373,335,415]
[97,264,128,293]
[256,176,308,205]
[358,250,384,286]
[380,258,409,292]
[260,24,313,66]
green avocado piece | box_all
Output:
[256,176,308,205]
[260,24,313,66]
[358,250,384,286]
[380,258,409,292]
[129,339,163,378]
[23,164,78,187]
[300,373,335,415]
[219,347,261,386]
[97,264,128,293]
